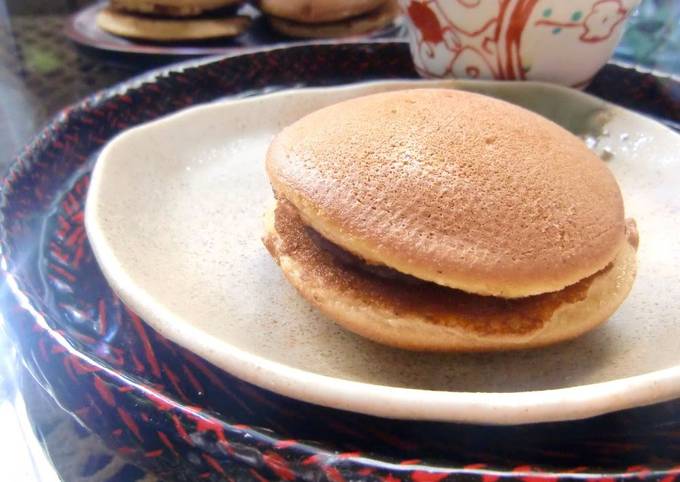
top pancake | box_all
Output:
[266,89,626,298]
[111,0,241,17]
[259,0,386,23]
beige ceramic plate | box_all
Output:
[85,80,680,424]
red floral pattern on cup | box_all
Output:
[400,0,640,87]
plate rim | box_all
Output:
[85,77,680,425]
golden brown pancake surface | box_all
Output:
[266,89,626,298]
[267,0,398,38]
[110,0,241,17]
[260,0,386,23]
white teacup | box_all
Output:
[399,0,641,87]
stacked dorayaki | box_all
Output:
[259,0,399,38]
[96,0,399,42]
[97,0,250,41]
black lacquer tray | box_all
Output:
[2,42,680,482]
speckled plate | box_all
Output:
[85,77,680,425]
[4,43,680,481]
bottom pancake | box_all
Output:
[266,0,398,39]
[263,200,638,352]
[96,8,250,41]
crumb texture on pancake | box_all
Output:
[266,89,626,298]
[263,200,638,351]
[267,0,397,38]
[260,0,386,23]
[97,8,250,40]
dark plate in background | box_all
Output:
[65,1,406,57]
[2,42,680,481]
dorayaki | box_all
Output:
[263,89,638,351]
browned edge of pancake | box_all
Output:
[263,198,638,352]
